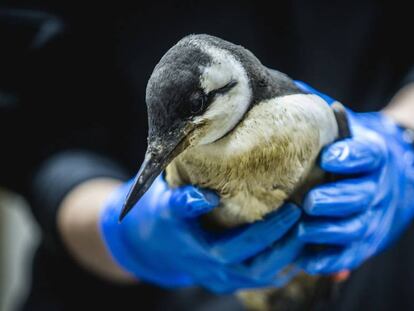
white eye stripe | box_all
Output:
[217,80,238,92]
[208,80,238,97]
[192,42,252,145]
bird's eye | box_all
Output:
[190,92,207,115]
[188,81,237,117]
[209,80,238,97]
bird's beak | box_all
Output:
[119,122,196,221]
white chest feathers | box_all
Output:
[165,94,338,226]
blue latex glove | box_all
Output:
[100,175,303,293]
[295,82,414,274]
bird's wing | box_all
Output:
[331,102,351,140]
[266,66,351,140]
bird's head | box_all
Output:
[119,34,292,221]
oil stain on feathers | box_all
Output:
[122,34,349,311]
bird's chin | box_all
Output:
[197,134,219,146]
[187,121,216,146]
[195,124,235,147]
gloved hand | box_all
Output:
[100,175,303,293]
[295,82,414,274]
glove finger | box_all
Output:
[198,232,303,292]
[219,232,302,290]
[300,200,395,275]
[303,178,376,217]
[269,265,302,288]
[169,186,220,218]
[321,138,383,174]
[208,203,301,264]
[246,230,304,280]
[298,212,369,245]
[192,261,272,293]
[299,245,365,275]
[202,277,267,294]
[208,260,299,293]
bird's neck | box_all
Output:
[192,93,338,159]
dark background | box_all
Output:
[1,1,413,194]
[1,1,414,310]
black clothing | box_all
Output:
[0,1,413,310]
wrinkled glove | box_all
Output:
[100,175,303,293]
[295,82,414,274]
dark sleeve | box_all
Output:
[29,150,128,253]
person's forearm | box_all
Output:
[57,178,136,283]
[382,83,414,129]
